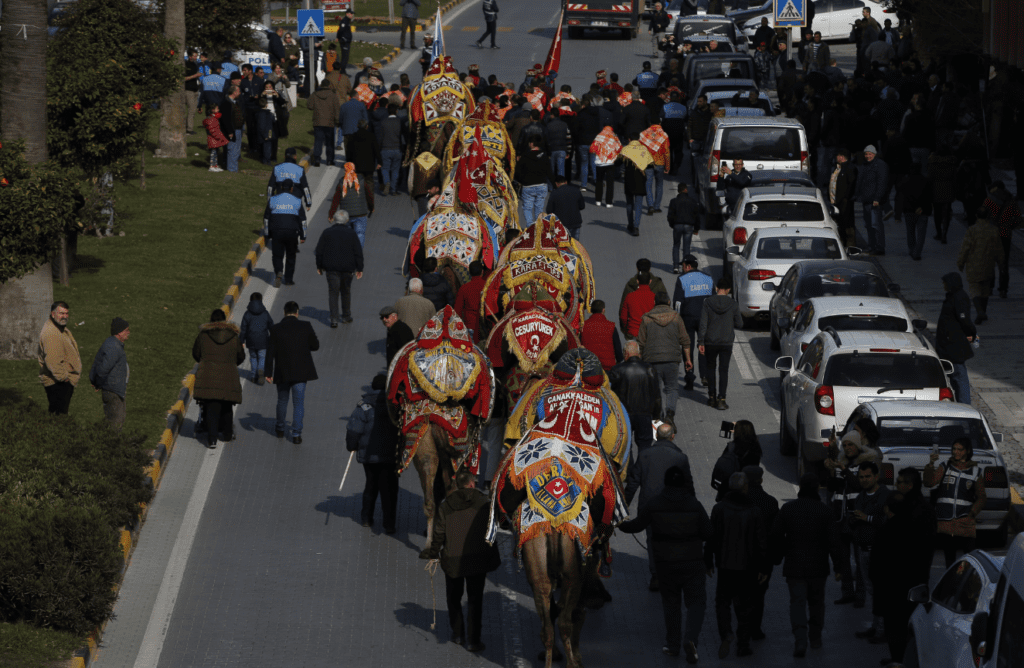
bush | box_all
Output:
[0,399,153,634]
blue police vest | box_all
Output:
[673,271,714,323]
[636,71,658,90]
[201,73,227,93]
[663,102,687,120]
[273,162,304,185]
[265,193,306,236]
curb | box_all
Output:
[70,235,268,668]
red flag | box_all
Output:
[543,8,565,77]
[458,126,486,205]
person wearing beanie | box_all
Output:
[770,473,840,658]
[89,317,131,430]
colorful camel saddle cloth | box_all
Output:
[411,56,476,127]
[397,409,481,475]
[401,398,470,444]
[409,208,497,284]
[436,161,519,237]
[484,307,575,372]
[444,103,516,175]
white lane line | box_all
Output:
[733,339,754,380]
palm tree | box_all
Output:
[157,0,187,158]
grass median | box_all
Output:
[0,102,317,667]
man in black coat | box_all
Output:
[829,149,858,246]
[266,27,287,66]
[608,341,661,454]
[346,374,400,532]
[315,210,364,327]
[619,466,712,662]
[771,473,840,658]
[621,92,652,140]
[707,472,768,660]
[381,306,414,366]
[419,257,455,310]
[625,423,696,591]
[936,272,976,404]
[667,183,700,273]
[716,159,752,213]
[545,174,585,240]
[743,466,779,643]
[265,301,320,444]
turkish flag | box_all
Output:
[542,8,565,78]
[458,126,486,205]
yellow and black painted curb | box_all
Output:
[69,235,268,668]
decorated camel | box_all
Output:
[386,307,494,543]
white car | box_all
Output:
[739,0,878,41]
[722,186,838,260]
[956,533,1024,668]
[843,400,1010,536]
[775,328,954,475]
[727,226,851,323]
[778,295,924,362]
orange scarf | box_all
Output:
[342,162,360,197]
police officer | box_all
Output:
[268,148,312,206]
[199,62,228,110]
[672,254,712,391]
[633,61,659,105]
[263,179,307,288]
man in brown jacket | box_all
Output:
[38,301,82,414]
[638,292,693,428]
[307,79,342,167]
[323,61,352,151]
[957,208,1007,324]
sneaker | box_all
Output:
[736,645,753,657]
[208,166,221,172]
[293,436,302,445]
[662,646,679,657]
[473,41,482,48]
[793,640,807,658]
[274,274,282,288]
[466,643,486,652]
[605,203,614,208]
[700,376,708,387]
[855,628,878,639]
[382,184,390,196]
[331,322,339,328]
[335,145,343,151]
[342,316,354,324]
[717,398,729,410]
[490,45,500,49]
[707,396,717,407]
[275,429,285,438]
[834,594,857,605]
[683,382,694,391]
[283,279,296,286]
[684,641,698,664]
[809,637,822,649]
[673,264,682,274]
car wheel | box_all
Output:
[769,321,780,351]
[779,402,797,456]
[903,635,919,668]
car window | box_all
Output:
[780,268,798,298]
[797,272,889,298]
[675,19,737,41]
[690,60,752,81]
[875,417,995,452]
[932,563,967,610]
[798,339,824,377]
[743,200,825,222]
[822,353,947,388]
[756,236,843,260]
[741,235,756,259]
[817,315,909,332]
[795,302,814,330]
[956,566,984,614]
[720,127,801,161]
[996,587,1024,668]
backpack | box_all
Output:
[710,442,741,491]
[346,400,374,452]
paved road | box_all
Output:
[96,3,1021,667]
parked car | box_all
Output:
[738,0,874,41]
[689,81,774,115]
[777,295,924,361]
[681,53,756,97]
[959,533,1024,668]
[775,328,954,474]
[672,10,747,51]
[694,116,809,229]
[746,169,816,188]
[767,259,896,349]
[905,550,1005,668]
[843,400,1010,537]
[727,226,851,323]
[722,186,839,262]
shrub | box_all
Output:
[0,398,153,634]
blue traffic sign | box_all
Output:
[297,9,325,37]
[774,0,806,28]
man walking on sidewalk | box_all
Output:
[266,301,320,444]
[673,255,712,392]
[638,292,693,428]
[316,210,364,327]
[698,277,743,410]
[475,0,500,49]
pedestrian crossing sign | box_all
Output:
[774,0,805,27]
[298,9,325,37]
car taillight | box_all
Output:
[568,19,580,24]
[800,150,809,173]
[793,304,802,312]
[880,463,894,485]
[800,342,809,352]
[733,227,747,245]
[814,385,834,415]
[984,466,1008,488]
[869,349,899,352]
[747,269,776,281]
[939,387,954,401]
[710,150,720,182]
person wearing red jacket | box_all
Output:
[454,261,487,342]
[581,299,623,371]
[620,271,656,339]
[203,104,229,172]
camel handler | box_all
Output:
[420,469,500,653]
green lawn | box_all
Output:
[0,622,82,668]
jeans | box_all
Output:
[787,577,826,642]
[226,130,242,172]
[446,573,486,644]
[478,19,497,46]
[862,202,884,253]
[626,193,643,229]
[312,126,335,165]
[672,224,693,267]
[275,381,307,437]
[270,231,299,281]
[577,145,594,187]
[715,569,756,644]
[905,211,927,259]
[594,165,615,204]
[645,164,665,210]
[381,148,402,192]
[627,412,653,454]
[349,215,367,248]
[335,126,344,148]
[950,362,971,404]
[652,362,680,417]
[567,225,581,241]
[101,390,126,431]
[659,561,708,652]
[704,344,732,399]
[361,463,399,528]
[326,271,354,323]
[683,321,707,386]
[550,150,566,178]
[45,381,75,414]
[854,544,873,608]
[521,183,548,223]
[249,348,267,377]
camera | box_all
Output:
[720,421,734,439]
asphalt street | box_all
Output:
[95,2,1021,667]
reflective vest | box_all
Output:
[934,463,980,521]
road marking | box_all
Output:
[497,26,512,32]
[462,25,479,31]
[733,338,754,380]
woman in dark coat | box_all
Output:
[192,309,245,447]
[347,374,401,532]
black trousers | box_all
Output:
[270,231,299,281]
[627,412,653,455]
[44,381,75,414]
[999,235,1011,294]
[715,569,756,644]
[786,576,826,642]
[326,271,354,322]
[478,20,497,46]
[683,321,707,385]
[704,344,733,399]
[202,399,234,442]
[884,596,918,661]
[659,560,708,652]
[751,567,771,634]
[339,46,351,72]
[936,532,975,569]
[361,463,399,529]
[445,572,486,643]
[594,165,615,205]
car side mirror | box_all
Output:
[777,317,791,331]
[726,245,741,257]
[761,282,778,291]
[912,319,928,331]
[992,432,1003,444]
[847,246,863,256]
[907,584,929,603]
[774,356,793,373]
[888,282,901,293]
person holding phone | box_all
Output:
[924,437,986,568]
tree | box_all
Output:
[163,0,263,57]
[157,0,188,159]
[0,0,48,164]
[47,0,182,179]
